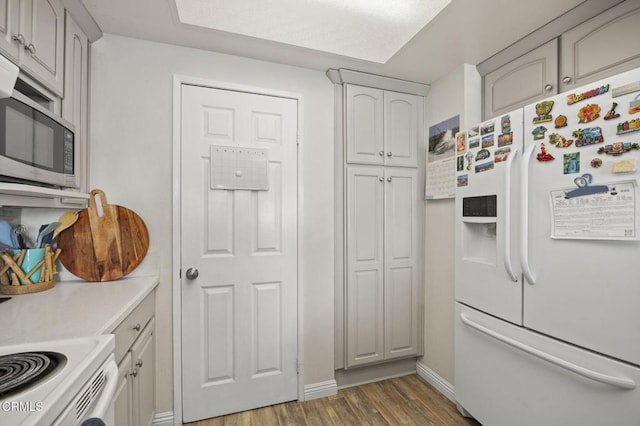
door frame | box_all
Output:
[171,75,305,423]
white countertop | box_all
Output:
[0,275,159,345]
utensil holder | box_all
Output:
[0,246,61,294]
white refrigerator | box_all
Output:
[455,67,640,426]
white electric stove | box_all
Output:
[0,334,117,425]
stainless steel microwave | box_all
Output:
[0,91,77,188]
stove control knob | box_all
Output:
[185,267,199,280]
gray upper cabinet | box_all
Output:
[560,0,640,91]
[482,0,640,119]
[484,40,558,119]
[0,0,20,62]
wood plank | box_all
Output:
[184,374,481,426]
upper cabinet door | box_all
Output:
[20,0,64,96]
[483,39,558,119]
[384,91,419,168]
[560,0,640,91]
[346,85,384,165]
[0,0,19,61]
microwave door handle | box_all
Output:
[85,359,118,421]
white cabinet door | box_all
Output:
[384,92,420,168]
[113,353,133,426]
[62,11,87,191]
[131,319,155,426]
[484,39,558,119]
[0,0,19,61]
[560,0,640,91]
[346,85,384,165]
[20,0,64,96]
[384,168,420,359]
[346,165,385,367]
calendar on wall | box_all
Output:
[210,145,269,190]
[425,115,458,199]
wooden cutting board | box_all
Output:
[57,189,150,282]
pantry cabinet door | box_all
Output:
[346,85,384,165]
[383,168,420,360]
[384,91,420,167]
[484,39,558,120]
[346,165,385,367]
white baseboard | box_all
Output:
[153,411,175,426]
[415,360,455,403]
[303,379,338,401]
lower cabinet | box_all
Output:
[112,292,156,426]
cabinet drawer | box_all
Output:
[113,292,155,364]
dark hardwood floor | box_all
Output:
[185,374,481,425]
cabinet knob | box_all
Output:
[544,84,553,92]
[25,44,36,55]
[386,152,393,157]
[136,359,144,368]
[132,323,141,332]
[562,76,572,84]
[378,151,384,156]
[12,33,25,45]
[379,177,384,182]
[130,368,139,378]
[387,177,392,182]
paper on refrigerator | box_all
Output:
[549,180,639,240]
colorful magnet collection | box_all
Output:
[532,77,640,174]
[455,74,640,187]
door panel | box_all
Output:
[346,85,384,165]
[181,85,298,422]
[384,92,419,167]
[0,0,19,61]
[346,165,384,367]
[384,169,419,359]
[560,1,640,91]
[484,40,558,119]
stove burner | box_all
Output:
[0,352,66,398]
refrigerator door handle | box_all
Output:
[503,147,519,282]
[521,143,536,285]
[460,313,636,390]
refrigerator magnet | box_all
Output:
[469,138,479,149]
[481,134,494,148]
[465,151,474,170]
[536,143,554,162]
[532,126,548,140]
[629,94,640,114]
[612,158,637,173]
[457,174,468,187]
[597,142,640,156]
[616,118,640,135]
[604,102,620,120]
[498,132,513,147]
[554,115,568,128]
[501,115,511,133]
[573,127,604,147]
[457,155,464,171]
[495,147,511,163]
[590,158,603,168]
[480,120,494,135]
[476,149,490,162]
[475,161,494,173]
[549,133,573,148]
[563,153,580,174]
[578,104,601,123]
[533,100,554,123]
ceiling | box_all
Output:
[81,0,587,85]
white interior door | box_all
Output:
[180,85,298,422]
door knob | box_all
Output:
[25,44,36,55]
[12,34,25,45]
[387,177,393,182]
[185,267,199,280]
[562,76,572,84]
[386,152,393,157]
[379,177,384,182]
[379,150,384,156]
[544,84,553,92]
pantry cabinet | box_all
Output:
[0,0,64,96]
[482,0,640,119]
[345,166,420,367]
[346,85,420,168]
[337,76,425,370]
[113,291,156,426]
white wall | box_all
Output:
[422,64,481,384]
[88,34,335,414]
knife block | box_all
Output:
[0,246,61,294]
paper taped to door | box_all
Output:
[210,145,269,190]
